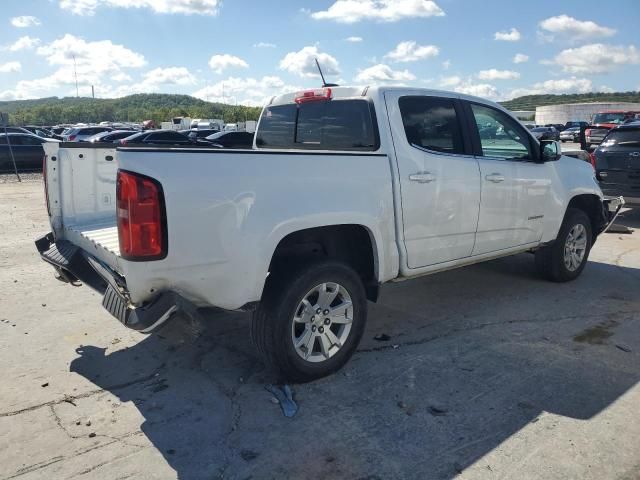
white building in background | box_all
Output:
[535,102,640,125]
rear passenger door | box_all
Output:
[464,102,551,255]
[385,92,481,268]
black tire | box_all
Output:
[251,260,367,383]
[535,208,593,282]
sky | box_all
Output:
[0,0,639,106]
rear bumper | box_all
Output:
[35,233,185,333]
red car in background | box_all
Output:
[585,110,640,149]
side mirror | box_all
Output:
[540,140,561,162]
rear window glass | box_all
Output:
[601,130,640,146]
[256,99,377,151]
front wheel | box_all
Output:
[535,208,593,282]
[251,260,367,383]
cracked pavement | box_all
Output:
[1,177,639,479]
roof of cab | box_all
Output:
[267,85,508,114]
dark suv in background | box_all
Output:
[592,124,640,206]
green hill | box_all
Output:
[500,91,640,111]
[3,91,640,126]
[0,93,262,126]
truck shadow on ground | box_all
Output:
[70,217,640,479]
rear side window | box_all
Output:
[601,129,640,147]
[398,96,465,154]
[256,100,377,151]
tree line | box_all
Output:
[500,91,640,111]
[0,93,263,126]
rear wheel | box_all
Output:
[251,260,367,383]
[535,208,592,282]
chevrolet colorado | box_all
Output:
[36,87,623,382]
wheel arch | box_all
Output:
[566,193,606,242]
[264,223,382,302]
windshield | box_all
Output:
[601,130,640,147]
[593,113,626,124]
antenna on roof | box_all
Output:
[315,58,338,88]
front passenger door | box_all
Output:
[466,103,551,255]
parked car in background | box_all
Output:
[120,130,194,146]
[586,111,640,149]
[184,128,221,141]
[565,121,589,130]
[63,126,113,142]
[3,126,36,135]
[531,126,560,141]
[22,126,54,138]
[0,133,59,172]
[204,130,254,149]
[87,130,138,143]
[560,127,580,142]
[545,123,566,132]
[591,124,640,206]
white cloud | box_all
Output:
[550,43,640,74]
[192,76,301,106]
[513,53,529,64]
[311,0,444,23]
[435,75,501,99]
[509,77,594,98]
[354,63,415,83]
[477,69,520,80]
[279,46,340,78]
[385,41,439,62]
[142,67,195,88]
[494,28,521,41]
[10,16,41,28]
[0,34,146,100]
[454,82,500,100]
[0,62,21,73]
[438,75,461,88]
[538,15,615,41]
[58,0,221,16]
[345,36,363,42]
[3,36,40,52]
[253,42,276,48]
[208,54,249,74]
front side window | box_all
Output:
[469,103,532,160]
[398,96,465,154]
[256,100,377,151]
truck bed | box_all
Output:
[64,222,120,257]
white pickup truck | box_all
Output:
[36,87,623,382]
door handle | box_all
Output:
[485,173,505,183]
[409,172,436,183]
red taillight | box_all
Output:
[43,155,51,216]
[68,134,77,141]
[120,139,128,145]
[294,87,332,104]
[589,151,597,170]
[116,170,166,260]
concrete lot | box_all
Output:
[1,176,639,480]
